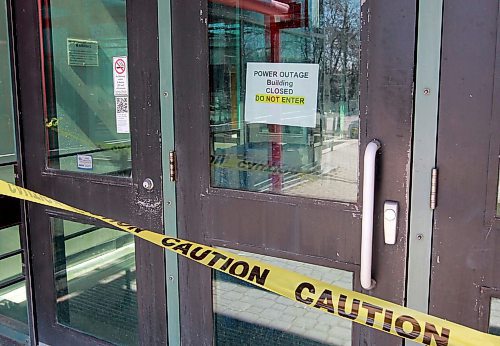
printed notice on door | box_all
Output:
[67,38,99,67]
[113,56,128,96]
[113,56,130,133]
[244,63,319,128]
[115,96,130,134]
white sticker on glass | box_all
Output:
[244,62,319,128]
[113,56,128,96]
[77,154,93,170]
[115,96,130,134]
[67,38,99,67]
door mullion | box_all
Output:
[406,0,443,331]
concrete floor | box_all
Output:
[213,249,352,346]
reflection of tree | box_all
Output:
[321,0,360,116]
[276,0,360,117]
[209,0,360,123]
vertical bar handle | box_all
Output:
[361,139,381,290]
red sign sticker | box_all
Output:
[114,58,126,74]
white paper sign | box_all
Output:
[77,154,93,170]
[113,56,128,96]
[244,62,319,128]
[115,96,130,134]
[67,38,99,66]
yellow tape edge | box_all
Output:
[1,180,499,346]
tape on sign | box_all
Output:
[1,179,499,346]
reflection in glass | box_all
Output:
[43,0,131,176]
[52,219,137,345]
[497,168,500,216]
[0,165,15,184]
[209,0,360,202]
[490,298,500,336]
[213,249,352,345]
[0,226,29,337]
[0,280,29,340]
[0,0,16,167]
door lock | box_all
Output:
[142,178,154,191]
[383,201,398,245]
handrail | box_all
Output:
[360,139,381,290]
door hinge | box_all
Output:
[169,151,177,182]
[430,168,438,209]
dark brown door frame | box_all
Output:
[431,0,500,332]
[12,1,167,345]
[0,1,37,344]
[171,0,417,345]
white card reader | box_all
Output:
[383,201,398,245]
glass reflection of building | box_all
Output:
[209,0,360,198]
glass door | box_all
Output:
[173,0,417,345]
[13,0,168,345]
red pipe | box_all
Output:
[210,0,290,16]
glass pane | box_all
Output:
[0,225,29,337]
[0,0,16,166]
[0,226,21,255]
[43,0,131,176]
[0,226,23,290]
[496,167,499,216]
[0,255,22,284]
[0,280,29,338]
[209,0,360,202]
[0,164,15,184]
[213,249,352,345]
[490,298,500,336]
[52,219,138,345]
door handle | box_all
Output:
[360,139,381,290]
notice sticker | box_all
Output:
[77,154,93,170]
[67,38,98,67]
[244,63,319,128]
[115,96,130,134]
[113,56,128,96]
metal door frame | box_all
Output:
[158,0,181,344]
[0,0,36,344]
[11,0,169,345]
[429,0,500,332]
[171,0,417,345]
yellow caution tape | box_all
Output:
[45,117,131,152]
[210,153,363,187]
[210,154,338,180]
[1,179,499,346]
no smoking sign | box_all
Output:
[114,58,126,75]
[113,56,128,96]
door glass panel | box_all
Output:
[0,0,15,167]
[42,0,131,176]
[0,226,29,337]
[0,280,29,338]
[490,298,500,336]
[209,0,360,202]
[213,249,352,345]
[0,164,15,184]
[0,254,22,284]
[52,218,138,345]
[496,167,500,216]
[0,226,21,255]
